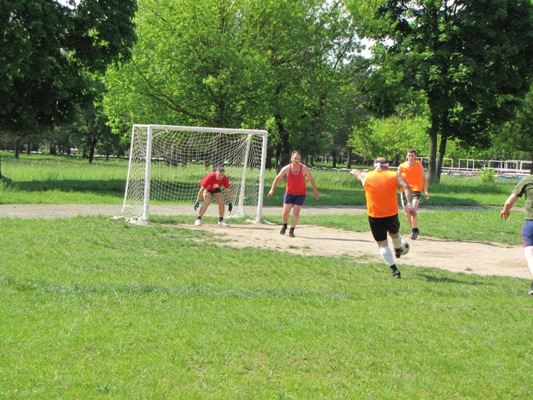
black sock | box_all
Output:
[289,227,294,232]
[283,223,287,228]
[389,264,398,272]
[197,216,201,219]
[219,217,223,222]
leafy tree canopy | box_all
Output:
[0,0,137,134]
[346,0,533,182]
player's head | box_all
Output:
[406,148,417,160]
[215,166,226,178]
[374,157,389,170]
[291,151,302,164]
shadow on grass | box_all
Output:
[8,179,126,196]
[418,274,493,286]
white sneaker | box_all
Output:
[194,219,202,226]
[218,220,228,226]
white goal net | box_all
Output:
[121,124,268,224]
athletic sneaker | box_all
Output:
[391,270,401,279]
[194,218,202,226]
[289,229,295,238]
[218,220,228,226]
[410,228,420,240]
[394,247,403,258]
[280,226,287,235]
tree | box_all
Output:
[0,0,137,135]
[346,0,533,182]
[104,0,365,170]
[500,88,533,173]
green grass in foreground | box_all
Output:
[0,217,531,399]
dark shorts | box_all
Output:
[522,220,533,247]
[284,194,306,206]
[207,188,222,195]
[368,215,400,242]
[401,191,422,207]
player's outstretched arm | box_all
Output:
[501,193,518,220]
[268,166,288,197]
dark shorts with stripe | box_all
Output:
[368,214,400,242]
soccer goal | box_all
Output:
[121,124,268,225]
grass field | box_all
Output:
[1,152,532,398]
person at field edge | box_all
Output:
[268,151,319,238]
[350,157,416,279]
[500,174,533,296]
[194,166,233,226]
[398,148,430,240]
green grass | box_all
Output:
[0,151,519,207]
[0,217,531,399]
[1,152,532,398]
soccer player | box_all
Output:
[351,157,416,278]
[268,151,319,237]
[500,175,533,296]
[398,148,430,240]
[193,166,233,226]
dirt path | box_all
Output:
[0,204,528,279]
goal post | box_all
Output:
[121,124,268,225]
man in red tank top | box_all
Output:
[268,151,319,237]
[351,157,416,279]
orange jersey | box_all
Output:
[363,170,399,218]
[399,161,424,192]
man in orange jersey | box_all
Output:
[398,148,430,239]
[268,151,320,237]
[351,157,416,278]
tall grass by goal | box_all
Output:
[121,125,268,224]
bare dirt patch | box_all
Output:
[0,204,528,279]
[184,222,528,279]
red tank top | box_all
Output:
[286,165,307,195]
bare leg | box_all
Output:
[198,193,212,217]
[525,246,533,278]
[291,205,303,228]
[213,192,225,218]
[282,203,292,224]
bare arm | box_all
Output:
[196,186,205,201]
[350,169,367,185]
[422,172,430,199]
[303,166,320,200]
[501,193,519,220]
[268,166,288,197]
[397,174,417,216]
[225,187,233,202]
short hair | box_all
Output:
[215,166,225,172]
[407,148,417,155]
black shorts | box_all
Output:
[206,188,222,195]
[401,191,422,207]
[368,215,400,242]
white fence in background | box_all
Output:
[417,157,531,178]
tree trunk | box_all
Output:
[346,147,353,169]
[436,134,447,183]
[428,114,439,183]
[275,114,290,171]
[15,137,20,159]
[88,137,98,164]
